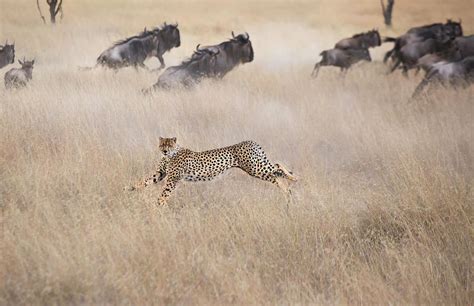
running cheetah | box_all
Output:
[130,137,297,205]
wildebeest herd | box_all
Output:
[1,20,473,98]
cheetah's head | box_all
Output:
[159,137,178,156]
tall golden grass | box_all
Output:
[1,0,473,304]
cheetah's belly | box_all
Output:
[183,162,233,182]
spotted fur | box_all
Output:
[131,137,297,205]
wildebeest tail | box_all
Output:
[383,37,397,43]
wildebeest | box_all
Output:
[335,29,381,50]
[0,41,15,69]
[95,23,180,70]
[389,38,453,75]
[4,58,34,89]
[147,45,220,91]
[412,56,474,98]
[452,35,474,59]
[311,48,371,78]
[406,19,463,38]
[415,53,444,75]
[198,32,254,78]
[383,19,463,64]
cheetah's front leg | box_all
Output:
[158,176,180,205]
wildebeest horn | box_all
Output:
[196,44,201,51]
[231,31,235,38]
[245,32,249,40]
[174,22,178,27]
[164,22,167,26]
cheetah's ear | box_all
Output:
[171,137,177,143]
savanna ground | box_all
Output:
[1,0,473,304]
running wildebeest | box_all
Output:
[415,53,445,75]
[146,45,220,91]
[414,36,474,75]
[95,23,180,70]
[389,38,453,75]
[383,19,463,64]
[412,56,474,98]
[311,48,371,78]
[0,41,15,69]
[4,58,34,89]
[197,32,254,78]
[452,35,474,59]
[406,19,463,37]
[335,29,382,50]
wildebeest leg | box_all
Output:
[389,57,402,74]
[157,54,166,70]
[383,48,395,63]
[340,67,349,78]
[414,66,421,76]
[135,62,151,71]
[411,71,438,99]
[402,65,409,78]
[311,62,322,78]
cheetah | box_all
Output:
[129,137,297,205]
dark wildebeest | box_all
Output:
[452,35,474,59]
[406,19,463,37]
[198,32,254,78]
[414,35,474,75]
[0,41,15,69]
[4,58,34,89]
[147,45,220,91]
[96,24,180,70]
[415,53,445,75]
[412,56,474,98]
[383,20,463,63]
[335,29,382,50]
[311,48,371,78]
[388,38,453,75]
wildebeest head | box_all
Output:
[1,41,15,64]
[369,29,382,47]
[18,58,35,79]
[230,32,254,63]
[158,23,181,48]
[19,58,34,69]
[444,19,463,38]
[352,30,381,48]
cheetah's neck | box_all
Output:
[166,145,184,158]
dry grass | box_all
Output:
[1,0,473,305]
